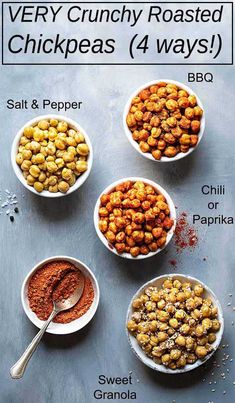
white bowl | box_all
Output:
[123,79,205,162]
[94,177,176,260]
[11,114,93,198]
[21,256,100,335]
[126,274,224,374]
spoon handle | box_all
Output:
[10,309,58,379]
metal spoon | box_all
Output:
[10,274,85,379]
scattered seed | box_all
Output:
[10,215,14,222]
[14,207,19,213]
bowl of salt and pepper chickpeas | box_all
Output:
[11,81,223,373]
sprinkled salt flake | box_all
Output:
[1,202,8,208]
[230,359,233,362]
[5,189,11,194]
[233,307,235,311]
[222,345,226,348]
[136,379,139,383]
[227,369,230,373]
[227,303,231,306]
[233,381,235,385]
[129,371,132,374]
[6,209,10,215]
[209,381,212,385]
[223,391,226,395]
[214,381,217,384]
[9,200,18,205]
[232,321,234,326]
[202,378,206,382]
[229,294,232,297]
[211,389,215,392]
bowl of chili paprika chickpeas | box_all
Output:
[94,178,176,259]
[11,115,93,197]
[126,274,224,373]
[123,80,205,162]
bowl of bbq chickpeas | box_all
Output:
[123,80,205,162]
[94,177,176,259]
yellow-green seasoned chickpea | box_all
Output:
[127,320,138,332]
[62,168,73,181]
[55,158,64,169]
[22,171,29,179]
[68,129,76,137]
[169,318,179,329]
[163,279,173,289]
[46,143,56,156]
[152,346,165,358]
[180,324,190,335]
[25,142,32,151]
[49,184,58,193]
[55,138,66,150]
[194,284,204,296]
[38,162,47,171]
[176,292,186,302]
[77,143,89,156]
[175,309,186,320]
[170,349,181,361]
[197,336,208,346]
[38,172,46,183]
[63,152,74,163]
[33,181,44,193]
[46,161,58,173]
[67,172,76,186]
[58,181,69,193]
[16,153,23,165]
[175,335,186,347]
[67,146,77,155]
[195,346,207,359]
[137,333,150,345]
[20,136,30,146]
[74,132,85,144]
[33,128,44,142]
[176,355,187,368]
[200,305,211,318]
[138,321,150,333]
[50,118,58,127]
[158,332,168,342]
[211,319,220,332]
[145,301,156,312]
[150,291,160,302]
[150,335,159,346]
[48,176,58,186]
[66,137,77,147]
[48,128,58,142]
[208,333,216,344]
[30,141,41,153]
[57,121,68,133]
[34,153,45,164]
[195,324,204,337]
[22,150,32,160]
[185,337,195,351]
[38,120,49,130]
[27,174,36,186]
[66,162,76,170]
[132,298,142,309]
[173,280,182,289]
[161,354,171,366]
[23,126,34,139]
[29,164,40,178]
[157,310,169,322]
[21,160,32,171]
[40,147,47,157]
[46,156,55,162]
[157,299,166,310]
[76,161,88,173]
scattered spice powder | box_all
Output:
[28,260,94,324]
[174,211,198,253]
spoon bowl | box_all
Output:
[54,274,85,312]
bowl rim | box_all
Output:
[126,273,224,374]
[21,255,100,335]
[94,177,176,260]
[123,79,205,163]
[11,114,93,198]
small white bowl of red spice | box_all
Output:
[21,256,100,335]
[94,177,176,259]
[123,79,205,162]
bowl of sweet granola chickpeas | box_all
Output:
[124,80,205,162]
[94,178,176,259]
[126,274,223,373]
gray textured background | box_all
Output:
[1,2,235,403]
